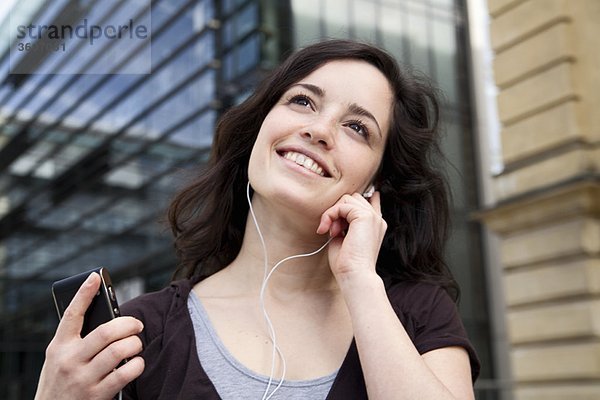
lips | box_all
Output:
[277,148,331,177]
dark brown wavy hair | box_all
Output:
[168,39,458,299]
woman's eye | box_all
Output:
[347,121,369,138]
[289,95,312,108]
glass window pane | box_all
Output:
[236,2,259,39]
[432,18,458,103]
[324,0,350,38]
[237,33,260,74]
[353,0,377,42]
[406,4,431,74]
[291,0,321,46]
[380,4,406,60]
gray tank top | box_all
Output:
[187,292,338,399]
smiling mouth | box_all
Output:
[280,151,327,177]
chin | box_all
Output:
[270,184,332,218]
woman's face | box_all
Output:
[248,59,394,216]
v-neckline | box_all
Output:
[182,280,362,399]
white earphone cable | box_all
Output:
[246,182,282,399]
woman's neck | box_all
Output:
[226,196,337,297]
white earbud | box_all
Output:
[362,185,375,198]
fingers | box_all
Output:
[55,270,144,361]
[81,317,144,361]
[40,317,144,400]
[317,192,383,235]
[329,218,349,238]
[55,272,101,340]
[39,272,145,400]
[88,334,143,381]
[100,356,145,397]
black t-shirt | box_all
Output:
[121,278,480,399]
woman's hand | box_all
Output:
[35,273,145,400]
[316,191,387,281]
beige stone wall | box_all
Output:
[480,0,600,398]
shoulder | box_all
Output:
[120,279,218,398]
[385,279,455,319]
[385,280,480,381]
[120,279,193,343]
[385,279,462,340]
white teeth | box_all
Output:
[282,151,325,176]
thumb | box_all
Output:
[54,272,101,340]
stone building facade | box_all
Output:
[479,0,600,398]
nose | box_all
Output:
[300,116,336,148]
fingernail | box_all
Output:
[84,273,95,285]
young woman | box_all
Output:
[35,40,479,400]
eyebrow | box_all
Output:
[292,83,382,137]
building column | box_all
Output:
[480,0,600,399]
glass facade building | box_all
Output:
[0,0,496,398]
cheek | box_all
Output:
[247,119,281,183]
[254,113,285,147]
[248,135,268,182]
[340,157,381,191]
